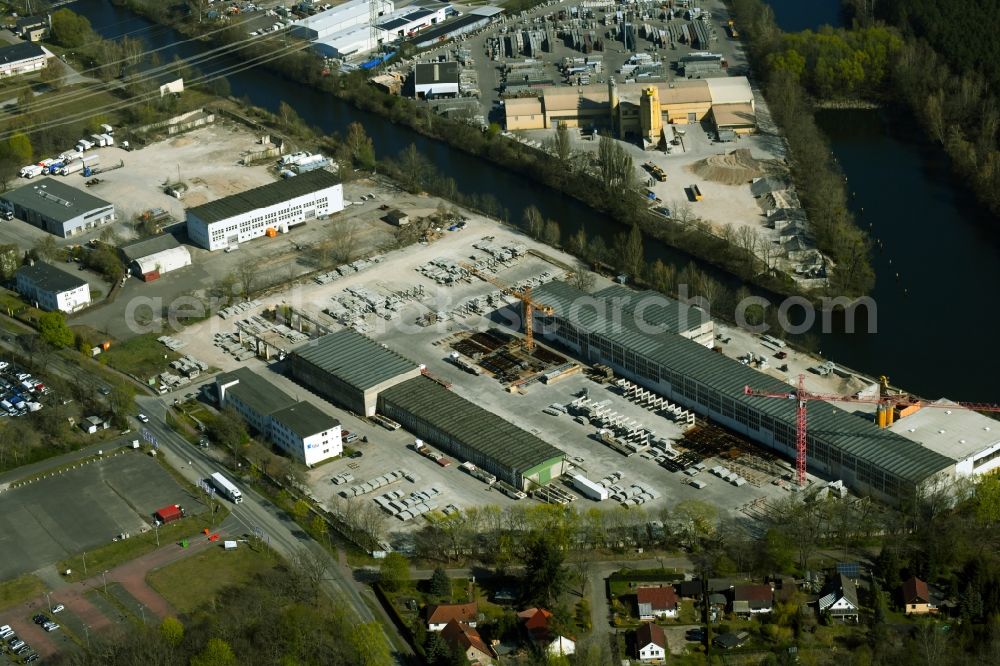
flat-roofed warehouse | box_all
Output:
[378,375,566,491]
[531,281,956,503]
[288,328,422,416]
[186,170,344,251]
[0,177,115,237]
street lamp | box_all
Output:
[82,551,88,576]
[154,522,160,548]
[138,605,146,626]
[45,591,51,613]
[101,571,108,596]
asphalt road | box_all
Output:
[135,395,413,664]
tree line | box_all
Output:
[115,0,871,300]
[738,0,1000,220]
[52,561,393,666]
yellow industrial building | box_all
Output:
[504,76,756,142]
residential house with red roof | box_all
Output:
[901,576,935,615]
[636,586,680,620]
[440,619,495,665]
[426,602,478,631]
[635,622,667,663]
[732,584,774,616]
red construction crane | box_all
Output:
[744,375,1000,487]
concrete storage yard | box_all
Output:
[408,0,813,279]
[162,187,876,533]
[0,451,203,579]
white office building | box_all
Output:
[16,262,91,313]
[0,42,50,77]
[378,6,447,40]
[291,0,394,41]
[414,61,460,98]
[186,170,344,251]
[217,368,342,466]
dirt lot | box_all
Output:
[79,121,279,232]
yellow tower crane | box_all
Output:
[459,263,554,351]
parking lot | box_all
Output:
[0,451,203,580]
[0,360,53,421]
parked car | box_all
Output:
[33,614,49,625]
[43,622,59,632]
[137,413,149,423]
[51,604,65,613]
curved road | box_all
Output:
[136,395,413,664]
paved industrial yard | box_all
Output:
[155,188,880,536]
[0,451,202,580]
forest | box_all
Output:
[864,0,1000,92]
[733,0,1000,218]
[52,562,392,666]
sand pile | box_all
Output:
[688,148,784,185]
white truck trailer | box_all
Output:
[571,474,609,501]
[208,472,243,504]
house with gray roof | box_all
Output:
[817,573,860,622]
[16,262,90,313]
[217,367,341,466]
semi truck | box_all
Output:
[60,154,99,176]
[208,472,243,504]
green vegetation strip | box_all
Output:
[0,573,46,611]
[147,545,278,613]
[100,333,180,381]
[57,511,228,583]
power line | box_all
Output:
[7,28,295,121]
[0,13,284,110]
[0,40,311,143]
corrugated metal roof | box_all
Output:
[186,170,339,224]
[380,375,565,472]
[532,281,954,484]
[119,234,180,263]
[292,329,418,392]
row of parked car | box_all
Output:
[0,361,49,418]
[0,623,40,662]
